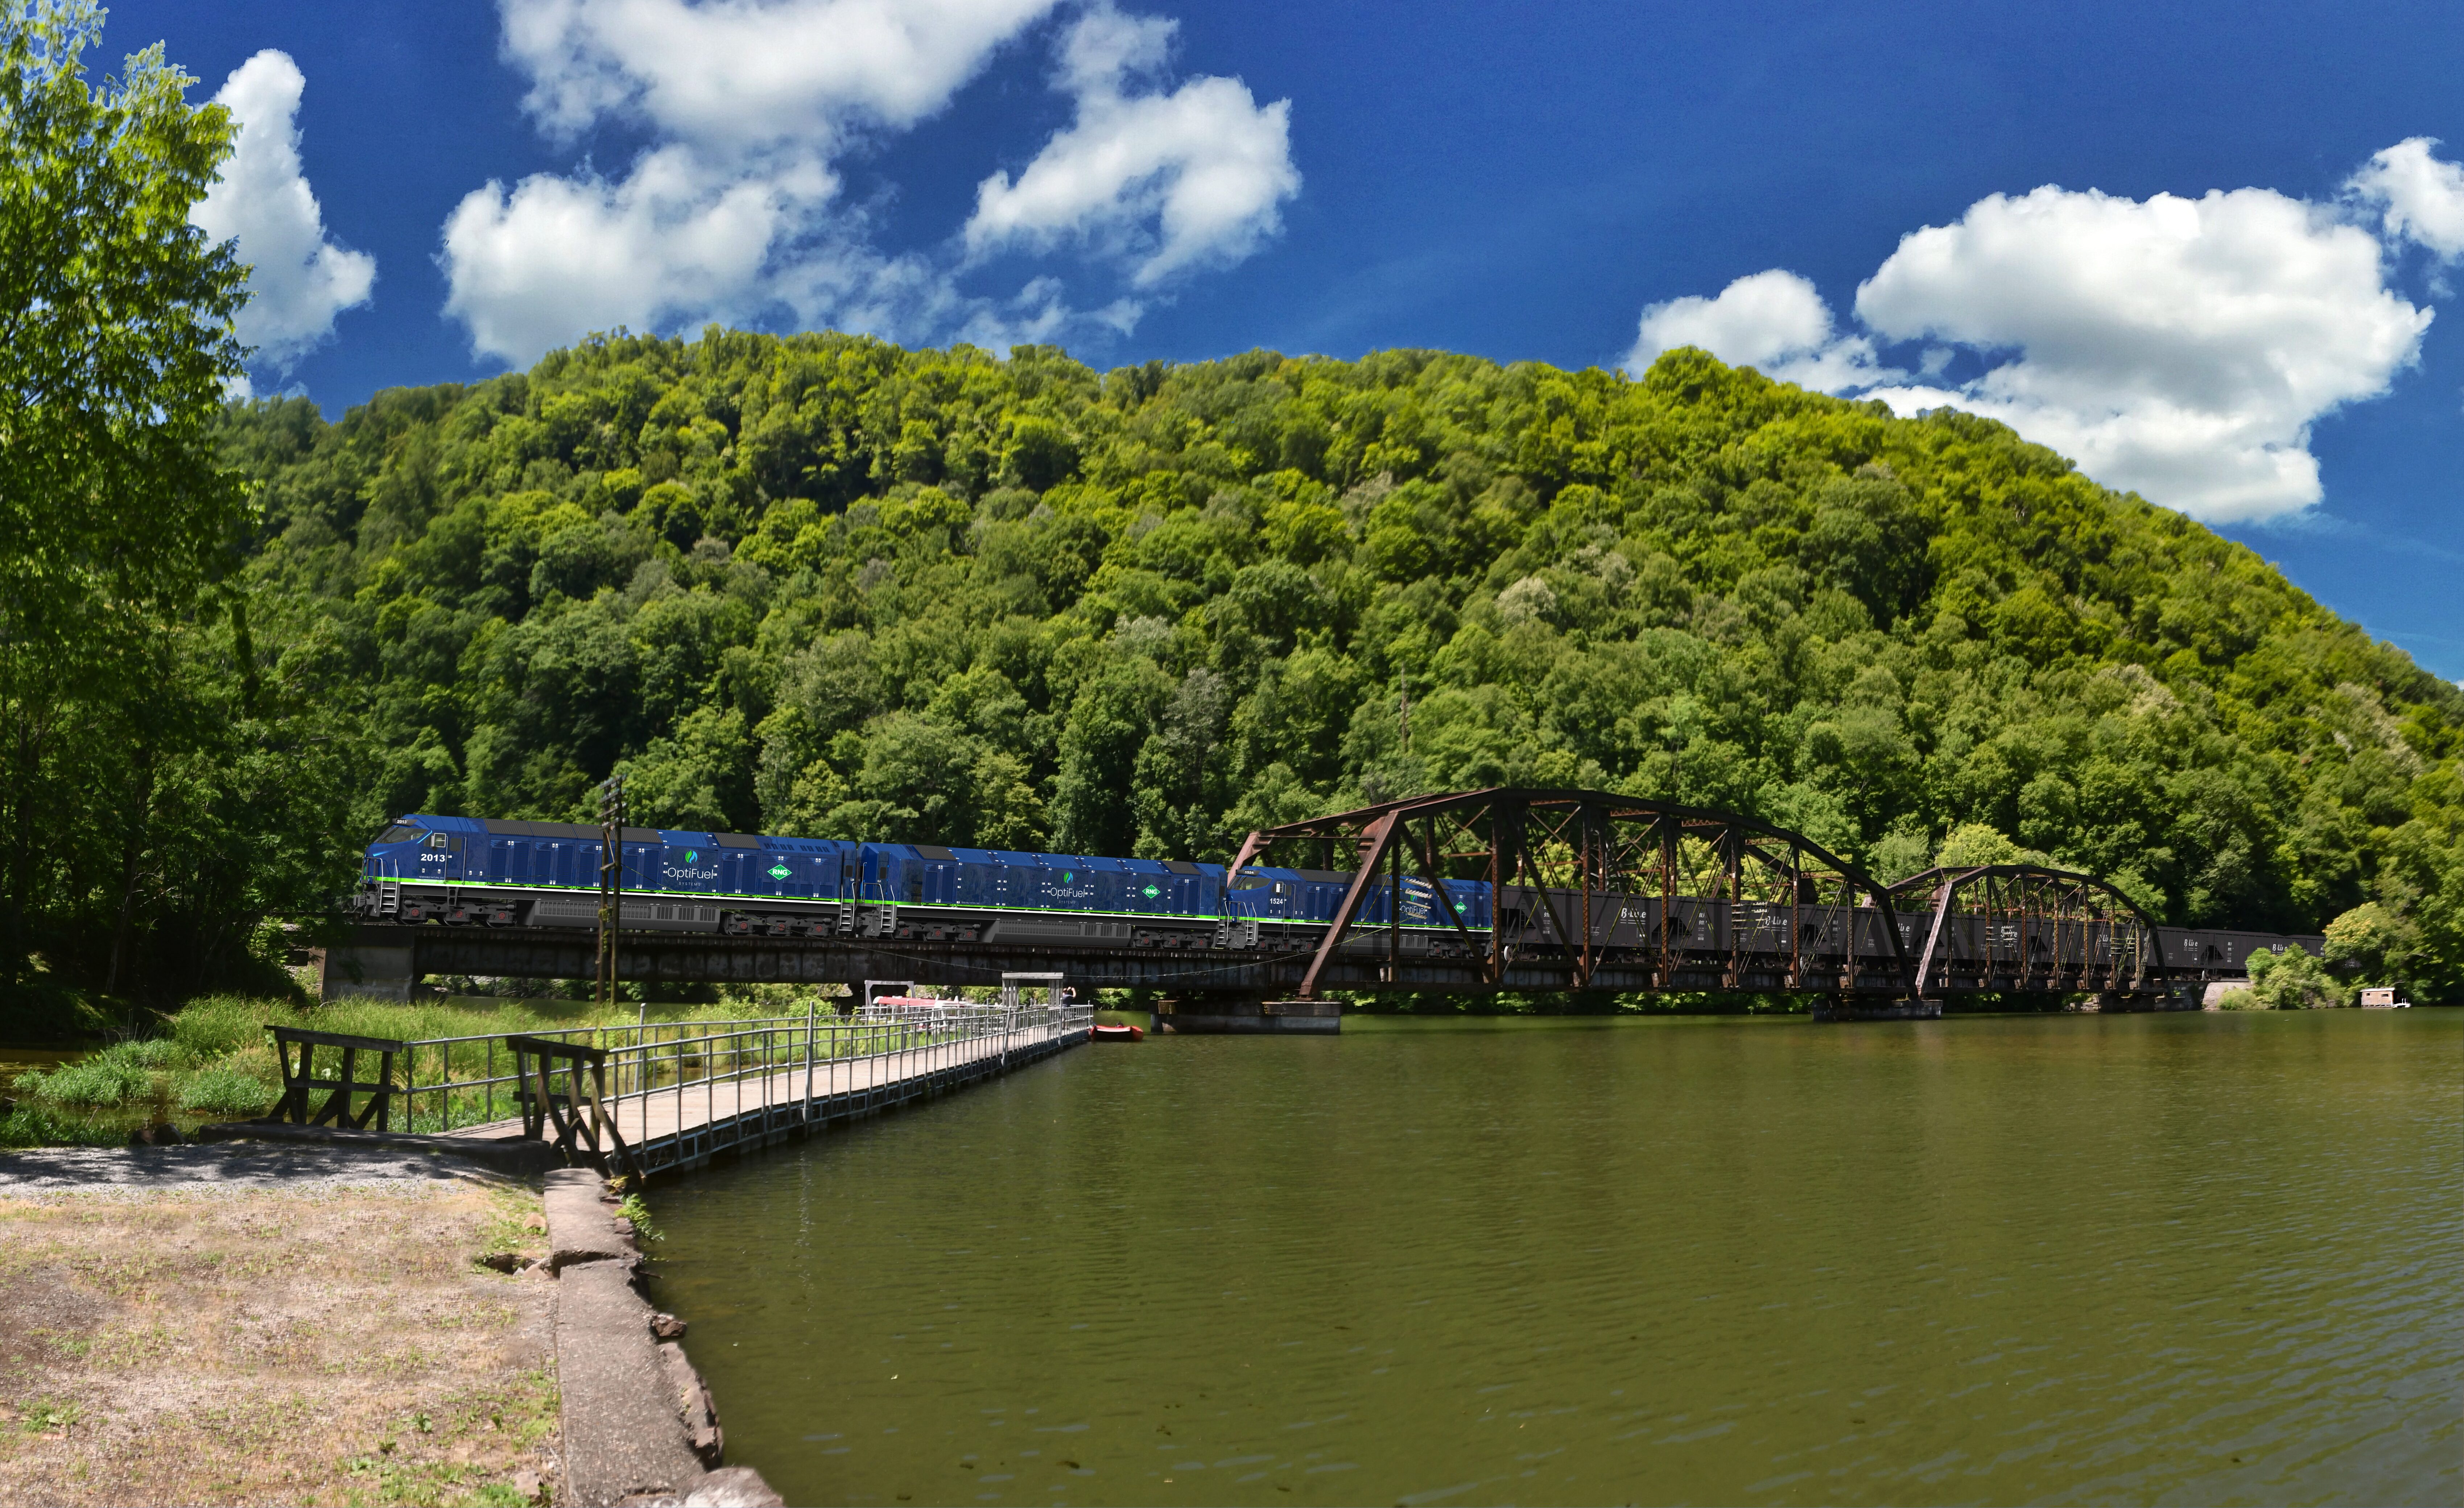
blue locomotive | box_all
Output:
[350,814,1493,952]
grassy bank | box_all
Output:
[3,992,834,1148]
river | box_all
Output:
[647,1011,2459,1507]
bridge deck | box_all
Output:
[442,1019,1087,1177]
[340,926,2173,1000]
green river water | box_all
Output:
[647,1011,2459,1507]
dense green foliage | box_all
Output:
[0,1,346,1016]
[2242,945,2348,1010]
[1,17,2453,1020]
[9,9,2451,1045]
[187,330,2461,1005]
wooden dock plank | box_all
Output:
[439,1022,1082,1174]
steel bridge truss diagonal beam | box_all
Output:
[1891,863,2166,998]
[1223,788,1918,1001]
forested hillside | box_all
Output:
[39,333,2464,1006]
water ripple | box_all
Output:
[652,1011,2461,1507]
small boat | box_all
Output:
[1090,1022,1144,1042]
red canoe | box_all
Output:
[1091,1022,1144,1041]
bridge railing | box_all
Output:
[391,1001,1093,1136]
[391,1014,802,1135]
[598,1002,1086,1162]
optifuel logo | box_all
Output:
[663,846,717,882]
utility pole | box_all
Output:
[1397,670,1411,755]
[595,774,628,1021]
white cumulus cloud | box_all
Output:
[1855,185,2429,522]
[442,146,811,366]
[442,0,1289,365]
[1624,146,2462,525]
[1625,269,1894,391]
[501,0,1054,149]
[2350,137,2464,260]
[190,50,375,369]
[964,4,1299,287]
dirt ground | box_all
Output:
[0,1160,558,1508]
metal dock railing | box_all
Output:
[393,983,1090,1177]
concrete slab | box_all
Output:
[541,1167,783,1504]
[544,1167,631,1271]
[320,940,416,1001]
[557,1261,710,1505]
[1161,1014,1342,1033]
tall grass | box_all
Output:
[6,991,839,1140]
[0,1102,124,1149]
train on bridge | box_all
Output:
[352,815,1489,947]
[348,795,2323,1004]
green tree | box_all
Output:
[2246,946,2346,1010]
[1051,657,1172,855]
[1933,823,2030,869]
[2323,902,2423,1000]
[807,712,1046,851]
[0,0,253,995]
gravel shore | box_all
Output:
[0,1142,513,1195]
[0,1146,558,1506]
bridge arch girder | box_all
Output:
[1225,787,1918,998]
[1886,863,2166,997]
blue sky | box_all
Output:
[108,0,2464,676]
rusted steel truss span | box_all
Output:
[1887,865,2164,998]
[1225,788,1916,999]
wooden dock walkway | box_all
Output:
[438,1012,1089,1178]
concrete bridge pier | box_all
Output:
[1811,994,1944,1022]
[320,939,419,1002]
[2082,989,2199,1012]
[1155,992,1342,1034]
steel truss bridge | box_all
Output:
[326,788,2318,1014]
